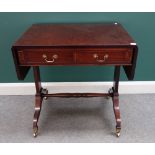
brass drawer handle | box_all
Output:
[42,54,58,63]
[93,54,109,63]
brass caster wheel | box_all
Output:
[42,88,48,100]
[116,132,120,137]
[33,127,38,137]
[44,97,48,100]
[116,128,121,137]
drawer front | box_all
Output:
[18,49,75,65]
[76,48,133,65]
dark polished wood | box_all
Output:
[13,23,135,47]
[42,93,111,98]
[12,23,138,137]
[12,23,138,80]
[112,66,121,137]
[32,67,43,137]
[17,47,133,66]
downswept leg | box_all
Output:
[112,66,121,137]
[33,66,43,137]
[33,95,42,137]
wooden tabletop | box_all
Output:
[13,23,135,47]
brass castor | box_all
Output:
[116,128,121,137]
[33,127,38,137]
[42,88,48,100]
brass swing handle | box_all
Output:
[93,54,109,63]
[42,54,58,63]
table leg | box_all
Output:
[33,66,43,137]
[112,66,121,137]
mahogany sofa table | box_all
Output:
[12,23,138,137]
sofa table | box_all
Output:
[12,23,138,137]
